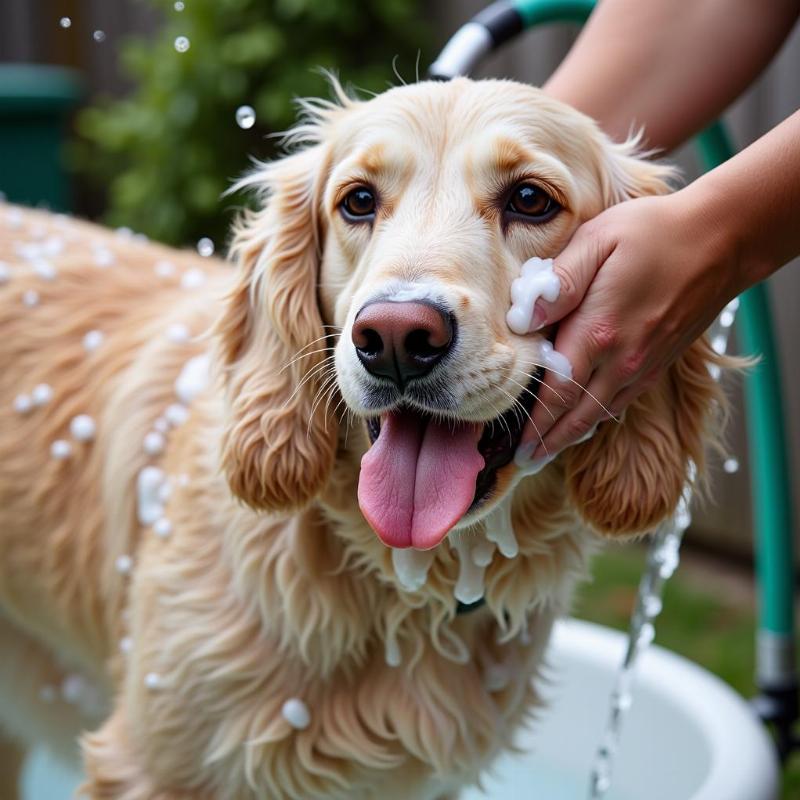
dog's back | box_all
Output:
[0,205,228,769]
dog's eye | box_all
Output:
[506,183,559,221]
[341,187,376,221]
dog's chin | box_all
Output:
[358,370,541,549]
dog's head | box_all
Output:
[217,78,721,550]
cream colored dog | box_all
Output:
[0,78,723,799]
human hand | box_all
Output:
[517,189,740,467]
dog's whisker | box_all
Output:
[306,369,338,439]
[311,373,341,437]
[506,376,557,423]
[281,355,337,410]
[279,346,335,374]
[517,369,568,406]
[529,362,619,423]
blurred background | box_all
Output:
[1,0,799,792]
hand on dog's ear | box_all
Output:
[216,146,338,511]
[564,338,725,538]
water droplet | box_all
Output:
[236,105,256,129]
[726,297,740,313]
[196,237,214,257]
[174,35,190,53]
[711,334,727,355]
[92,30,106,43]
[59,17,72,29]
[174,0,185,9]
[719,309,735,328]
[723,457,739,474]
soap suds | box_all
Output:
[70,414,96,442]
[392,547,436,592]
[506,257,560,335]
[484,495,518,558]
[451,534,487,605]
[175,353,210,404]
[137,466,166,525]
[281,697,311,729]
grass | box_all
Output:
[573,543,800,800]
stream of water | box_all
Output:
[587,297,740,799]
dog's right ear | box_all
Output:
[215,145,338,511]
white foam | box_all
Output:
[174,353,211,404]
[154,259,176,278]
[281,697,310,729]
[32,383,53,406]
[506,257,560,335]
[385,631,402,667]
[83,330,105,352]
[144,672,161,690]
[484,495,518,558]
[51,439,72,460]
[13,393,33,414]
[119,636,133,654]
[143,431,166,455]
[451,535,487,605]
[164,402,189,426]
[165,322,190,343]
[70,414,96,441]
[471,538,495,568]
[22,289,39,307]
[115,554,133,575]
[93,246,115,268]
[137,466,166,525]
[153,517,172,539]
[32,259,57,281]
[180,268,206,290]
[391,547,436,592]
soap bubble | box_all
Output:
[236,105,256,129]
[174,1,185,9]
[59,17,72,28]
[92,30,106,43]
[723,457,739,474]
[174,35,190,53]
[196,237,214,257]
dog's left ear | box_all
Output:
[597,132,677,204]
[215,145,338,511]
[564,338,726,537]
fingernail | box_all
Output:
[513,441,535,466]
[530,304,546,331]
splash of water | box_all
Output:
[587,297,739,799]
[236,105,256,130]
[174,35,190,53]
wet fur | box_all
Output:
[0,79,725,799]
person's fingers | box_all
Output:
[529,221,613,331]
[518,338,597,456]
[528,371,620,461]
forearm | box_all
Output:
[544,0,800,151]
[682,109,800,292]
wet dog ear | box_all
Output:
[564,339,726,537]
[215,145,338,511]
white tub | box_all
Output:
[24,619,780,800]
[461,618,780,800]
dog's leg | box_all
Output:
[0,732,25,800]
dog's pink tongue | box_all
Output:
[358,411,484,550]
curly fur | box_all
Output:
[0,78,727,799]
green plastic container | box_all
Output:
[0,64,83,211]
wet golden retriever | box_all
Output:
[0,78,722,799]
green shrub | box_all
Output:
[72,0,431,248]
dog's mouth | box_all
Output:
[358,371,542,550]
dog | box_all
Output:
[0,77,724,799]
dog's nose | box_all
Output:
[352,301,454,387]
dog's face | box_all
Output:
[218,78,719,553]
